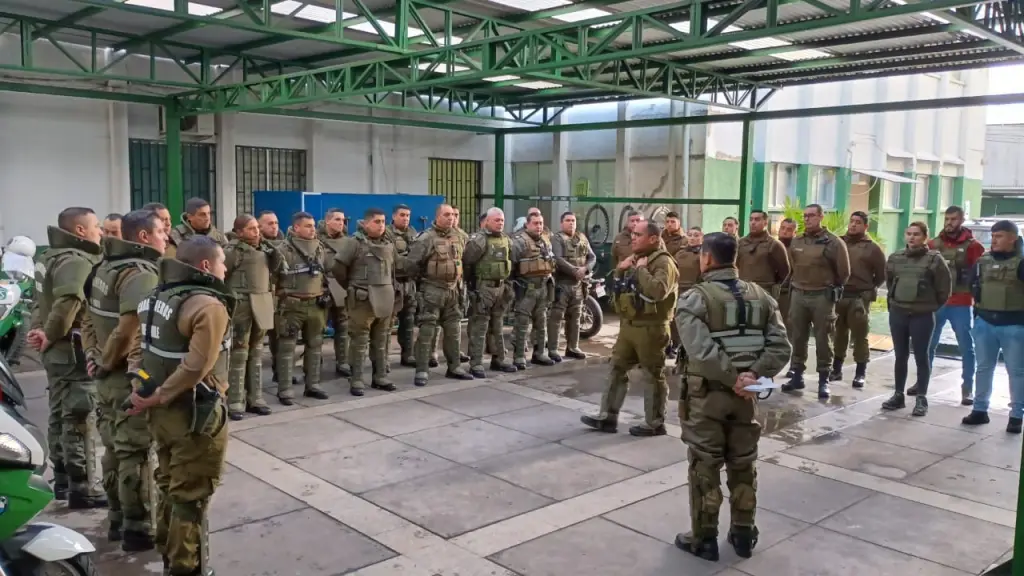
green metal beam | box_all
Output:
[109,0,266,52]
[31,0,130,38]
[177,0,992,115]
[747,49,1017,82]
[0,80,171,105]
[943,1,1024,56]
[246,107,500,132]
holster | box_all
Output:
[189,382,223,436]
[546,277,555,304]
[316,292,331,309]
[827,285,844,303]
[513,279,526,301]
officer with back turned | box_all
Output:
[82,209,166,550]
[387,204,418,367]
[272,212,330,404]
[126,235,233,576]
[463,207,517,377]
[319,208,353,377]
[674,232,791,562]
[582,221,678,436]
[548,211,595,361]
[27,207,107,508]
[333,208,398,396]
[783,203,850,399]
[224,213,283,420]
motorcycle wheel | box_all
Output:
[579,295,603,340]
[23,554,99,576]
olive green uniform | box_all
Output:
[33,226,103,499]
[83,237,160,538]
[429,226,469,363]
[332,229,396,392]
[225,238,282,414]
[834,234,886,373]
[611,229,633,268]
[591,247,678,431]
[408,225,469,384]
[319,230,352,374]
[548,230,596,357]
[387,224,418,365]
[511,231,557,366]
[676,267,791,546]
[165,216,228,260]
[138,258,232,576]
[463,229,514,374]
[263,232,288,383]
[273,236,329,401]
[787,229,851,377]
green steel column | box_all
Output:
[927,174,942,239]
[835,168,851,213]
[738,120,754,235]
[796,164,812,207]
[751,162,769,213]
[166,102,184,219]
[494,132,506,210]
[897,171,914,238]
[952,176,966,207]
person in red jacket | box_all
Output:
[925,205,985,405]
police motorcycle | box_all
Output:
[0,356,99,576]
[0,237,38,365]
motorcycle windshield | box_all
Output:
[1,252,35,280]
[0,355,25,407]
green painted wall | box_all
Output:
[701,157,742,231]
[960,177,983,219]
[982,196,1024,216]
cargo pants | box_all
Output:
[42,339,99,495]
[597,320,669,428]
[347,298,392,390]
[274,297,327,398]
[467,281,511,369]
[97,372,154,535]
[228,299,268,412]
[788,288,838,374]
[547,281,584,355]
[834,293,871,365]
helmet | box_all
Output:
[5,236,36,258]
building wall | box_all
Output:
[981,124,1024,215]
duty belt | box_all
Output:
[477,279,505,288]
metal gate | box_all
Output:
[128,139,217,213]
[235,146,307,215]
[428,158,481,228]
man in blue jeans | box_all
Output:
[963,220,1023,434]
[924,206,984,405]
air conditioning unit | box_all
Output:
[158,106,215,139]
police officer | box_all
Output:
[674,232,791,562]
[142,202,173,235]
[777,217,797,343]
[387,204,417,367]
[333,208,398,396]
[102,213,123,239]
[548,211,595,362]
[612,210,646,267]
[722,216,739,237]
[661,211,687,255]
[26,207,107,508]
[427,206,472,366]
[225,214,282,420]
[964,220,1024,433]
[319,208,352,377]
[511,212,557,369]
[82,209,165,549]
[582,221,678,436]
[672,226,704,356]
[166,198,228,259]
[832,211,886,387]
[272,212,330,404]
[737,210,790,298]
[408,204,473,386]
[881,221,951,417]
[783,203,851,399]
[126,235,232,576]
[463,207,517,377]
[257,211,292,386]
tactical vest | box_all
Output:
[936,237,974,294]
[423,231,462,284]
[348,237,394,290]
[88,254,159,344]
[737,236,779,287]
[674,248,702,290]
[559,232,589,269]
[475,234,511,282]
[388,226,415,280]
[790,234,833,289]
[976,254,1024,312]
[226,242,272,295]
[278,239,325,295]
[518,233,555,278]
[138,284,231,390]
[888,250,940,307]
[39,246,101,334]
[614,251,677,322]
[688,279,770,372]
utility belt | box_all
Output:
[279,292,321,301]
[682,374,734,395]
[421,278,460,290]
[622,317,670,328]
[477,279,506,288]
[793,285,844,303]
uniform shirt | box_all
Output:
[842,234,886,293]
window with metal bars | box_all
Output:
[235,146,308,215]
[428,158,481,229]
[129,139,217,214]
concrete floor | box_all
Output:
[19,322,1021,576]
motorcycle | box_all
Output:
[0,356,99,576]
[579,277,605,340]
[0,238,39,365]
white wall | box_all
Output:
[983,123,1024,191]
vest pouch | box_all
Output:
[891,276,923,304]
[980,261,1019,310]
[427,239,460,283]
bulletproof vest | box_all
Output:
[559,231,589,268]
[737,235,778,287]
[976,254,1024,312]
[475,234,512,281]
[613,250,677,322]
[674,247,702,290]
[37,227,103,335]
[138,261,232,388]
[88,239,160,344]
[421,229,462,284]
[790,233,833,289]
[888,250,940,307]
[689,279,770,372]
[936,236,974,294]
[226,240,273,295]
[348,235,394,290]
[388,226,415,280]
[518,233,555,278]
[278,238,325,295]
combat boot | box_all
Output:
[881,392,905,411]
[513,358,528,371]
[68,490,108,510]
[912,396,928,417]
[460,353,470,363]
[781,369,804,392]
[303,387,329,400]
[414,371,429,387]
[122,529,155,552]
[371,377,397,392]
[531,352,555,366]
[446,366,475,380]
[400,355,417,368]
[828,359,843,382]
[107,519,122,542]
[629,424,667,437]
[490,359,517,373]
[675,532,719,562]
[470,365,487,378]
[335,363,352,377]
[727,526,759,558]
[548,351,562,363]
[852,362,867,389]
[428,355,439,368]
[906,384,919,395]
[246,403,272,416]
[817,371,830,399]
[1008,417,1022,434]
[52,475,68,502]
[580,414,617,433]
[228,409,244,421]
[565,348,586,360]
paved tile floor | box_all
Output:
[19,336,1021,576]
